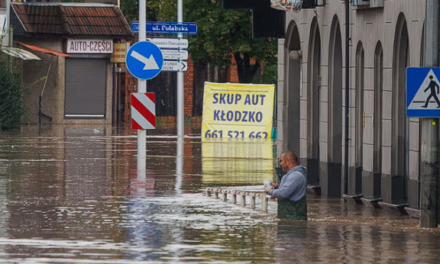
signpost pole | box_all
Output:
[138,0,147,159]
[177,0,184,139]
[420,0,439,228]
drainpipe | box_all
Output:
[344,0,350,194]
[420,0,439,228]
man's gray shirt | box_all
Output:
[268,165,307,202]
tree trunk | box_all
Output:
[234,52,261,83]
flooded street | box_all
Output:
[0,124,439,264]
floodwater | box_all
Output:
[0,124,439,264]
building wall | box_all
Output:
[19,38,65,124]
[17,38,114,125]
[278,0,425,206]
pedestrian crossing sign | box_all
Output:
[407,67,440,117]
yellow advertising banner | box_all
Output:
[202,82,275,139]
[111,43,129,63]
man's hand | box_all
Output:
[264,186,273,194]
[272,183,279,189]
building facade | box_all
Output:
[7,2,132,125]
[277,0,424,212]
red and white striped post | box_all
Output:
[131,93,156,129]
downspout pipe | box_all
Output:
[344,0,350,194]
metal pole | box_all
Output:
[344,0,350,194]
[420,0,439,228]
[137,0,147,160]
[177,0,184,139]
[175,139,183,196]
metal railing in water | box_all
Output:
[205,188,270,213]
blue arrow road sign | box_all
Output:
[407,67,440,117]
[132,21,197,35]
[126,41,163,80]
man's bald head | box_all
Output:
[283,151,298,164]
[280,151,298,171]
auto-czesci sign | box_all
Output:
[67,39,113,54]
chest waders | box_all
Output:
[277,195,307,220]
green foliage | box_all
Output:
[120,0,176,25]
[0,56,25,129]
[183,0,277,83]
[253,51,278,85]
[120,0,278,84]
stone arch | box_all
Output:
[307,17,321,188]
[326,15,343,197]
[389,13,409,203]
[282,20,301,157]
[355,42,364,168]
[372,41,383,198]
[351,41,364,195]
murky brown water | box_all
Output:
[0,124,439,263]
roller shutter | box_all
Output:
[65,59,107,118]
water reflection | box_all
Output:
[202,138,275,185]
[0,124,439,263]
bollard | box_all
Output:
[251,195,256,209]
[206,189,270,213]
[261,196,269,213]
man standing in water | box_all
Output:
[264,151,307,220]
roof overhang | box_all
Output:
[18,42,70,57]
[1,42,71,60]
[1,47,41,60]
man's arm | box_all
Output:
[268,175,297,199]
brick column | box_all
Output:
[184,57,194,117]
[229,56,239,83]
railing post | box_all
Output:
[222,191,227,202]
[251,195,256,209]
[206,190,271,213]
[262,196,269,213]
[261,195,267,212]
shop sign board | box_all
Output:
[67,39,113,54]
[111,43,129,63]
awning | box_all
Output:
[1,47,41,60]
[18,42,71,57]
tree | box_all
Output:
[120,0,277,84]
[184,0,277,84]
[0,56,25,129]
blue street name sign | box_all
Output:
[407,67,440,117]
[126,41,163,80]
[132,21,197,35]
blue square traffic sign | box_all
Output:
[407,67,440,117]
